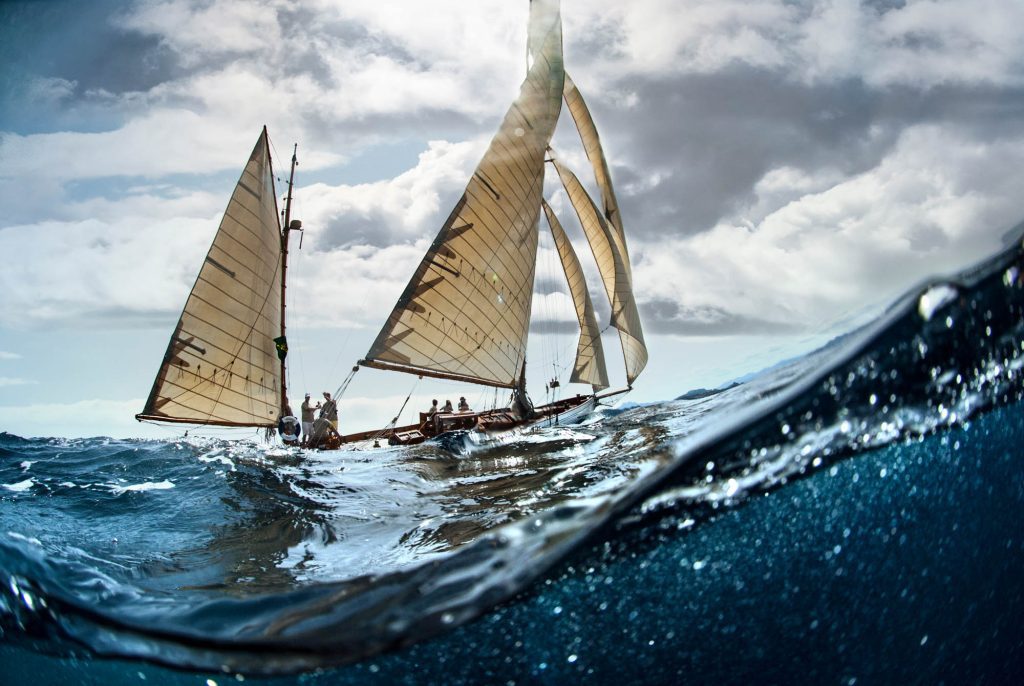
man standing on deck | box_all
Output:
[300,393,320,446]
[321,392,339,431]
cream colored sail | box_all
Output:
[542,199,609,390]
[562,72,630,272]
[551,157,647,384]
[138,129,283,426]
[361,0,565,388]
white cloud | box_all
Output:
[0,351,21,360]
[116,0,283,66]
[0,107,342,183]
[300,138,483,245]
[637,124,1024,333]
[285,241,429,330]
[0,214,213,327]
[565,0,1024,89]
[0,377,35,387]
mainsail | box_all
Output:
[551,157,648,385]
[360,0,565,388]
[137,128,284,426]
[542,199,609,391]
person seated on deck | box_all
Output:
[442,399,454,413]
[308,416,342,450]
[320,392,338,431]
[458,397,470,412]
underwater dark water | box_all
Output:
[2,232,1023,684]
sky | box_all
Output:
[1,0,1023,439]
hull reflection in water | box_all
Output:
[2,231,1024,679]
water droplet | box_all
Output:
[918,284,957,321]
[693,559,706,570]
[920,634,928,646]
[567,654,578,663]
[553,606,563,615]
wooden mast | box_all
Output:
[280,142,299,415]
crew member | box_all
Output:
[300,393,320,446]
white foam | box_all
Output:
[110,480,175,494]
[3,479,34,492]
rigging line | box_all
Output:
[331,364,361,401]
[370,378,420,440]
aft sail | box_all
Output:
[542,200,609,391]
[551,157,647,385]
[360,0,565,388]
[137,128,284,426]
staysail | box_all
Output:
[137,128,284,426]
[542,199,609,391]
[360,0,565,388]
[551,157,647,385]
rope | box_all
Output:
[368,378,420,442]
[332,364,361,401]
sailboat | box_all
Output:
[137,0,647,449]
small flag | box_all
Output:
[273,336,288,361]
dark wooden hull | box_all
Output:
[307,393,601,451]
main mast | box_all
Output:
[279,143,300,415]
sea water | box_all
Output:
[1,236,1022,684]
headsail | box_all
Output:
[360,0,565,388]
[551,157,647,385]
[137,128,284,426]
[541,199,609,391]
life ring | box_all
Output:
[278,415,301,444]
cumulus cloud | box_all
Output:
[636,124,1024,335]
[0,214,213,328]
[566,0,1024,89]
[299,139,484,249]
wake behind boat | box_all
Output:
[136,0,646,450]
